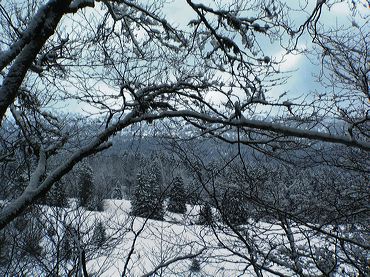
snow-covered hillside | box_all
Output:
[1,197,366,276]
[48,199,361,277]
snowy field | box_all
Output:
[24,199,363,277]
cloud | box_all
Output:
[279,52,304,71]
[274,44,307,72]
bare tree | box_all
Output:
[0,0,369,275]
[170,140,368,276]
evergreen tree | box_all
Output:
[221,189,249,226]
[22,228,43,257]
[130,166,164,220]
[92,221,106,248]
[89,194,105,212]
[19,215,44,258]
[44,180,69,208]
[62,224,76,261]
[77,161,94,208]
[90,179,105,212]
[197,203,213,225]
[189,258,201,273]
[167,176,187,214]
[76,161,104,211]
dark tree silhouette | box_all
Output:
[77,161,94,209]
[221,189,249,226]
[131,166,164,220]
[197,203,213,226]
[167,176,187,214]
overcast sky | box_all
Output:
[92,1,365,115]
[1,0,368,115]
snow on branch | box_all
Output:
[0,111,138,230]
[0,0,59,72]
[131,110,370,151]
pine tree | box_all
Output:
[89,194,105,211]
[221,189,249,226]
[92,221,106,248]
[131,171,149,217]
[167,176,187,214]
[76,161,104,211]
[131,166,164,220]
[197,203,213,225]
[20,216,44,258]
[22,228,43,257]
[45,180,69,208]
[77,161,94,209]
[62,224,76,261]
[89,180,105,212]
[189,258,201,272]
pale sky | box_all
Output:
[2,0,368,115]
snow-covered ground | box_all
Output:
[5,198,362,276]
[89,200,238,276]
[42,199,361,277]
[1,197,368,277]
